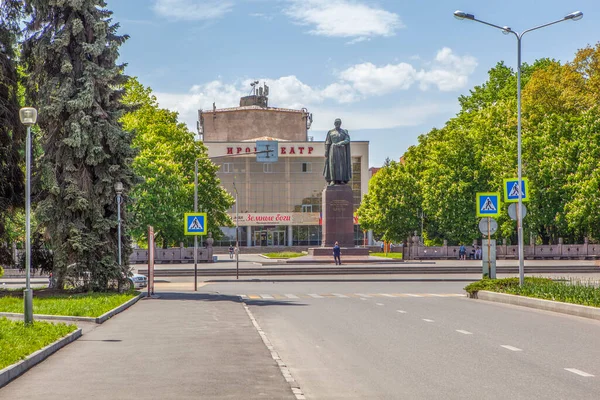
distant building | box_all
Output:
[198,82,370,247]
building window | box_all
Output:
[222,163,233,173]
[302,162,312,173]
[302,204,313,212]
[263,163,273,173]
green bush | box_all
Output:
[263,252,305,259]
[465,277,600,307]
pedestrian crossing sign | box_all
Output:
[184,213,207,235]
[476,192,500,217]
[503,178,529,203]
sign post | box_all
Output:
[184,213,208,290]
[148,225,155,297]
[477,193,499,278]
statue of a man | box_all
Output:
[323,118,352,185]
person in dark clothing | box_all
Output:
[333,241,341,265]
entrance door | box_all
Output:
[254,231,267,246]
[268,231,286,246]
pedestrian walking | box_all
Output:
[333,241,341,265]
[459,244,466,260]
[229,245,234,259]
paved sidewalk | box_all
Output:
[0,291,295,399]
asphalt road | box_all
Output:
[206,280,600,400]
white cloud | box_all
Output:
[339,62,417,95]
[338,48,477,94]
[152,0,233,21]
[153,48,476,131]
[418,47,478,91]
[285,0,402,40]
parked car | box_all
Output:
[128,273,148,289]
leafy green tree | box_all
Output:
[121,79,234,248]
[357,161,420,243]
[0,1,25,265]
[23,0,136,290]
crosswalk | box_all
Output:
[238,293,465,300]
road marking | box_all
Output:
[360,298,367,301]
[332,293,348,298]
[355,293,371,298]
[260,294,274,299]
[238,294,248,300]
[564,368,594,377]
[248,295,261,300]
[284,294,299,299]
[308,293,323,298]
[430,294,447,297]
[379,293,395,297]
[406,294,423,297]
[456,330,473,335]
[376,303,384,306]
[396,310,407,313]
[243,304,306,400]
[272,294,287,300]
[422,319,434,322]
[501,345,522,352]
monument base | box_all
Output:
[321,184,354,247]
[308,247,370,257]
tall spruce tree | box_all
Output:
[0,0,25,265]
[23,0,135,289]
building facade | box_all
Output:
[198,85,370,247]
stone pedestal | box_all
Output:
[321,184,354,247]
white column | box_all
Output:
[247,226,252,247]
[287,225,293,247]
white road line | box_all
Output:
[260,294,274,299]
[376,303,384,306]
[308,293,323,298]
[332,293,348,298]
[355,293,372,298]
[430,294,446,297]
[501,345,522,352]
[396,310,407,313]
[456,330,473,335]
[422,319,434,322]
[284,294,299,299]
[406,294,423,297]
[360,298,367,301]
[379,293,395,297]
[565,368,595,377]
[238,295,248,300]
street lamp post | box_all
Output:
[454,10,583,285]
[19,107,38,325]
[114,182,124,267]
[194,160,198,291]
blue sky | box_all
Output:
[111,1,599,167]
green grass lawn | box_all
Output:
[370,252,403,259]
[263,252,306,259]
[0,317,77,370]
[465,277,600,307]
[0,292,138,317]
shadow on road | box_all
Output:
[149,291,307,307]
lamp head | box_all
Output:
[502,26,511,35]
[454,10,475,21]
[19,107,38,126]
[114,181,124,195]
[565,11,583,21]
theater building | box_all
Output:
[198,84,370,247]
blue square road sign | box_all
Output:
[476,192,500,217]
[184,213,207,235]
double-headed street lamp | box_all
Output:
[115,181,124,267]
[454,9,583,286]
[19,107,38,324]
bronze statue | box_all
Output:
[323,118,352,185]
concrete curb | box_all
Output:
[0,292,145,324]
[0,327,82,389]
[95,292,145,324]
[474,290,600,321]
